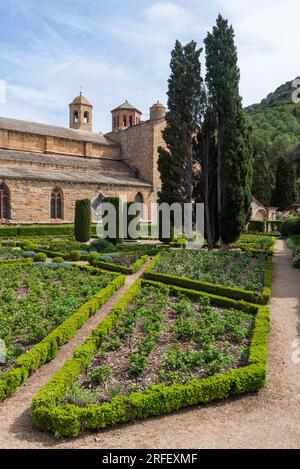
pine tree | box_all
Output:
[158,40,204,207]
[272,155,297,210]
[252,152,275,206]
[204,15,253,246]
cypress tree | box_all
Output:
[272,155,297,210]
[74,199,91,242]
[204,15,253,246]
[252,152,275,206]
[157,40,205,241]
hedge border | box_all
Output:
[0,268,125,402]
[0,258,33,266]
[143,251,273,305]
[91,254,148,275]
[31,279,269,437]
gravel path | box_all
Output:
[0,240,299,449]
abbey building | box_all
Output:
[0,95,166,224]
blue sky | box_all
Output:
[0,0,299,133]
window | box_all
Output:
[0,183,10,220]
[113,117,116,129]
[123,116,127,127]
[92,193,104,217]
[129,116,133,127]
[134,192,144,218]
[51,187,63,220]
[84,111,89,124]
[74,111,79,124]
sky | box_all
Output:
[0,0,299,133]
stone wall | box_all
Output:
[0,178,152,225]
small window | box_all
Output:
[117,116,120,127]
[0,183,10,220]
[84,111,89,124]
[134,192,144,218]
[92,193,104,217]
[51,187,63,220]
[74,111,79,124]
[129,116,133,126]
[113,117,116,129]
[123,116,127,127]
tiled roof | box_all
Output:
[0,116,115,146]
[0,149,134,177]
[111,100,142,114]
[0,164,151,187]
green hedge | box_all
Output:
[143,252,273,305]
[75,200,91,243]
[0,271,125,402]
[0,258,33,266]
[0,225,99,239]
[91,254,148,275]
[31,280,269,437]
[281,217,300,237]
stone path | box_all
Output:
[0,240,299,448]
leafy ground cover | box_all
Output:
[152,250,267,293]
[287,235,300,268]
[230,234,274,252]
[64,284,254,406]
[0,247,24,261]
[0,264,113,368]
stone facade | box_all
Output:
[0,95,164,225]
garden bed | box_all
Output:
[91,252,149,274]
[31,279,269,437]
[0,263,125,401]
[144,249,272,304]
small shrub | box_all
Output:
[88,251,101,264]
[292,248,300,268]
[88,365,111,385]
[33,252,47,263]
[22,250,36,258]
[281,217,300,237]
[53,257,64,264]
[89,239,109,252]
[69,250,81,261]
[99,255,114,264]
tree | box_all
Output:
[194,104,219,248]
[157,40,205,241]
[204,15,253,246]
[75,199,91,242]
[272,155,297,210]
[252,152,275,206]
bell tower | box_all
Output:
[69,93,93,132]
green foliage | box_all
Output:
[205,15,253,244]
[53,257,64,264]
[75,200,91,243]
[31,280,269,437]
[33,252,47,263]
[281,217,300,237]
[0,266,124,402]
[144,251,272,305]
[69,250,81,261]
[88,366,111,385]
[272,155,297,210]
[252,152,275,206]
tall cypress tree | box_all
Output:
[204,15,253,246]
[252,152,275,206]
[272,155,297,210]
[158,40,204,208]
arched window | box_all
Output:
[74,111,79,124]
[51,187,63,220]
[92,193,104,217]
[0,183,10,220]
[135,192,144,219]
[84,111,89,124]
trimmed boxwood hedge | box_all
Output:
[143,252,273,305]
[0,224,98,239]
[0,258,33,266]
[0,269,125,402]
[91,254,148,275]
[31,279,269,437]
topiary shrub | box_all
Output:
[75,199,91,243]
[69,250,81,261]
[89,238,109,252]
[33,252,47,263]
[88,252,101,264]
[281,217,300,237]
[53,257,64,264]
[99,255,114,264]
[124,201,141,240]
[247,220,266,233]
